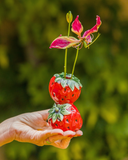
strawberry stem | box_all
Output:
[64,21,71,78]
[71,46,79,78]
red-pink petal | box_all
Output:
[83,15,102,38]
[71,15,83,36]
[49,36,80,49]
[86,35,93,44]
[96,15,101,27]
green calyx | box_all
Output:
[48,103,71,123]
[54,72,82,91]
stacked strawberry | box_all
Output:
[48,72,83,131]
[47,11,102,132]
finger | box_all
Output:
[44,134,65,146]
[63,130,76,137]
[52,137,71,149]
[74,130,83,137]
[50,129,64,136]
[41,129,64,141]
[45,130,76,144]
[49,135,66,143]
[44,131,64,145]
[33,129,63,146]
[61,137,71,149]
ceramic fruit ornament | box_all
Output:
[48,103,83,131]
[49,72,82,104]
[48,11,102,131]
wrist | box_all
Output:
[0,117,15,147]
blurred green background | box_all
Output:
[0,0,128,159]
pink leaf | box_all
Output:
[49,36,80,49]
[83,15,102,38]
[71,15,83,36]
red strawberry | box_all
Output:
[49,72,82,104]
[48,103,83,132]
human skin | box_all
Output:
[0,109,83,149]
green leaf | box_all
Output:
[54,73,60,77]
[55,77,62,82]
[68,80,75,91]
[53,103,57,108]
[74,81,80,90]
[60,72,64,77]
[60,109,71,115]
[48,113,52,120]
[57,104,66,108]
[61,79,67,88]
[52,113,57,123]
[73,76,79,83]
[72,76,82,88]
[54,72,82,90]
[54,106,59,111]
[57,103,71,110]
[57,113,63,121]
[63,103,71,109]
[48,108,55,114]
[79,82,83,87]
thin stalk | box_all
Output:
[87,33,100,48]
[64,22,71,78]
[71,46,79,78]
[68,22,71,36]
[64,48,68,78]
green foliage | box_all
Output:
[5,142,36,160]
[0,0,128,159]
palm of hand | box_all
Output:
[12,110,82,149]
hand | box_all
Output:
[0,109,83,149]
